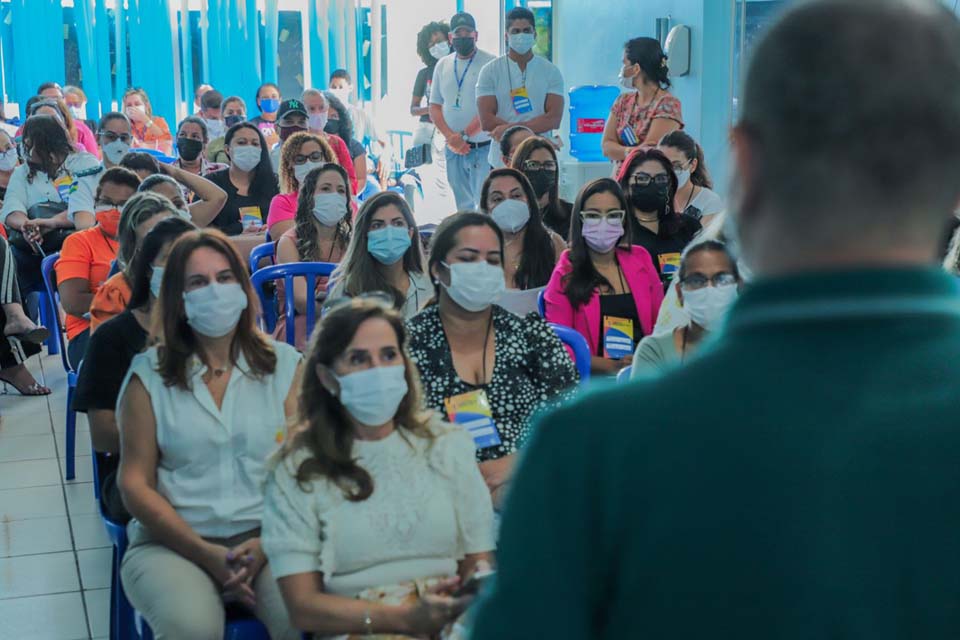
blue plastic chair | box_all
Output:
[617,365,633,383]
[248,242,275,274]
[36,289,58,355]
[129,148,176,164]
[91,451,136,639]
[250,263,337,346]
[40,253,78,480]
[548,323,591,384]
[137,615,269,640]
[537,289,546,317]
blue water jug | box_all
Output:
[568,85,621,162]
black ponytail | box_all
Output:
[625,37,671,89]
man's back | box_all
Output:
[471,268,960,638]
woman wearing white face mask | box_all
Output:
[478,168,565,292]
[97,112,134,170]
[275,163,352,349]
[0,129,19,204]
[122,87,173,155]
[116,229,302,639]
[205,122,279,236]
[631,239,741,378]
[262,298,495,637]
[602,36,683,173]
[407,213,578,509]
[301,89,359,194]
[544,179,664,375]
[659,130,724,228]
[267,131,338,239]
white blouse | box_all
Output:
[262,420,495,596]
[0,152,102,223]
[119,341,302,538]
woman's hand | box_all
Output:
[22,218,56,243]
[227,537,268,584]
[401,578,473,636]
[200,542,256,606]
[125,107,149,125]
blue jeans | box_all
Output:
[445,144,492,213]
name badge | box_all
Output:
[54,174,76,204]
[658,252,682,276]
[620,125,638,147]
[511,86,533,115]
[240,205,263,229]
[444,389,502,449]
[603,315,634,360]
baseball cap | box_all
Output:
[277,99,307,120]
[450,12,477,32]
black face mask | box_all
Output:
[279,124,307,142]
[452,36,476,57]
[630,183,669,214]
[177,137,203,162]
[324,119,340,135]
[224,114,245,128]
[525,169,556,198]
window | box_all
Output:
[277,11,304,97]
[732,0,790,119]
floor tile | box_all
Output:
[0,591,88,640]
[70,514,111,550]
[63,482,98,518]
[0,551,79,598]
[84,588,110,639]
[52,411,88,434]
[59,456,94,484]
[0,458,61,490]
[0,407,52,435]
[0,433,56,463]
[0,516,73,558]
[0,485,67,520]
[77,548,112,590]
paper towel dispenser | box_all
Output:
[665,25,691,76]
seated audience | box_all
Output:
[275,164,352,349]
[97,112,133,170]
[544,178,663,375]
[0,233,51,396]
[479,168,565,290]
[633,239,740,377]
[326,191,431,319]
[207,95,246,164]
[510,136,572,239]
[197,89,225,141]
[27,96,97,158]
[55,167,140,367]
[36,82,100,156]
[659,130,724,227]
[266,131,337,239]
[498,124,534,167]
[302,88,358,193]
[138,164,227,227]
[116,229,302,639]
[74,214,195,522]
[119,150,161,181]
[325,91,370,190]
[407,213,579,508]
[0,129,17,202]
[89,192,184,332]
[270,99,311,171]
[617,147,701,287]
[205,122,279,236]
[174,116,227,178]
[122,87,173,155]
[262,298,494,637]
[251,82,282,146]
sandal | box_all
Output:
[6,327,51,345]
[0,367,52,396]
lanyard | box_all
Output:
[505,56,527,93]
[453,53,477,106]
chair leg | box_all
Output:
[37,292,59,356]
[109,547,119,639]
[65,386,76,481]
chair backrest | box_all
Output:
[250,262,337,347]
[40,252,74,374]
[248,242,275,274]
[537,289,546,317]
[548,322,591,384]
[617,365,633,384]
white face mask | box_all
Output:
[442,261,506,312]
[683,283,738,330]
[69,105,85,120]
[231,145,261,172]
[491,199,530,233]
[312,192,347,226]
[294,160,324,185]
[330,87,351,104]
[102,139,130,165]
[334,365,408,427]
[182,282,249,338]
[204,118,226,139]
[429,42,450,60]
[675,169,691,190]
[308,112,329,133]
[150,265,164,299]
[618,66,638,90]
[0,148,18,171]
[508,32,535,55]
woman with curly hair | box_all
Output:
[266,131,338,239]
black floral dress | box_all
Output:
[407,305,580,462]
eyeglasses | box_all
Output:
[100,132,132,144]
[679,272,737,291]
[630,172,671,187]
[523,160,557,172]
[293,151,327,165]
[580,210,625,226]
[321,290,396,315]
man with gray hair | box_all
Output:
[471,1,960,637]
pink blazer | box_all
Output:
[544,246,664,354]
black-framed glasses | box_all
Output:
[320,290,396,313]
[294,151,327,165]
[680,272,737,291]
[580,210,625,226]
[630,172,670,187]
[522,160,557,172]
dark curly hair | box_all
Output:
[294,163,352,262]
[21,115,75,183]
[625,36,671,89]
[416,21,450,67]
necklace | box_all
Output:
[479,311,494,385]
[681,185,698,214]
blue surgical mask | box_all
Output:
[182,282,249,337]
[367,226,412,265]
[312,192,347,226]
[508,32,536,55]
[149,265,164,299]
[335,365,409,427]
[441,261,506,312]
[490,198,530,233]
[260,98,280,114]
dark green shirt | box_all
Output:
[471,267,960,639]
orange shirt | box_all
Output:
[55,227,119,339]
[131,115,173,156]
[90,272,133,334]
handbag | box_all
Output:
[404,143,433,169]
[8,201,72,254]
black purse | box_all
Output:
[8,201,72,254]
[404,143,433,169]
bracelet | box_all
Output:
[362,608,373,636]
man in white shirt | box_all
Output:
[429,12,496,212]
[476,7,565,170]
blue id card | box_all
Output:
[620,126,638,146]
[444,389,503,449]
[511,87,533,115]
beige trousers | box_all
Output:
[120,523,299,640]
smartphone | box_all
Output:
[454,569,496,597]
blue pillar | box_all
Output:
[94,0,113,116]
[203,0,263,104]
[263,0,279,84]
[8,0,65,104]
[126,0,179,126]
[114,2,128,105]
[74,0,102,120]
[179,5,194,113]
[309,0,330,91]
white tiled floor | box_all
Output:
[0,353,109,640]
